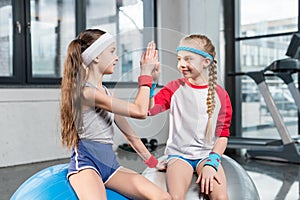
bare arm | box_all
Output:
[211,136,228,156]
[83,86,151,119]
[114,114,152,161]
[149,96,155,110]
[82,42,158,119]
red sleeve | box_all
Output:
[148,79,181,116]
[215,85,232,137]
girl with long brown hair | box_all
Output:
[148,34,232,200]
[60,29,170,200]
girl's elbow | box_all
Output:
[135,112,147,119]
[140,114,147,119]
[132,110,148,119]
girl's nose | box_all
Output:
[178,60,187,68]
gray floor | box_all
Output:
[1,145,300,200]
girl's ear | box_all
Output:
[203,58,211,69]
[93,56,100,63]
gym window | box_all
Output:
[0,0,154,86]
[234,0,299,137]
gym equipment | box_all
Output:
[286,33,300,59]
[141,138,158,151]
[10,164,129,200]
[228,33,300,163]
[118,138,158,152]
[281,33,300,110]
[142,155,259,200]
[264,58,300,111]
[118,143,135,152]
[228,58,300,163]
[148,138,158,151]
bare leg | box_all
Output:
[69,168,106,200]
[106,167,171,200]
[196,161,228,200]
[166,158,194,200]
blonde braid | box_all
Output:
[205,61,217,142]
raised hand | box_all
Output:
[151,62,160,82]
[140,41,158,76]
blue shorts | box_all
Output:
[67,140,121,184]
[167,155,206,171]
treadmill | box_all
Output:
[227,33,300,163]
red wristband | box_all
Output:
[144,155,158,168]
[138,75,153,88]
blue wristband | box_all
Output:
[150,82,157,98]
[204,152,221,171]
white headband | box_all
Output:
[81,33,115,66]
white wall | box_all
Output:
[0,89,67,167]
[0,0,223,167]
[0,88,169,167]
[156,0,223,85]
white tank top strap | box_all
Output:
[83,82,111,95]
[83,82,98,89]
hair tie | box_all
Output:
[75,38,83,45]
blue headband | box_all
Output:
[176,46,213,61]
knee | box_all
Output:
[159,191,171,200]
[170,194,185,200]
[150,190,171,200]
[210,193,228,200]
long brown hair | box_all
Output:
[183,34,217,142]
[60,29,105,149]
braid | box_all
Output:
[205,61,217,142]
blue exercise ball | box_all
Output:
[11,164,129,200]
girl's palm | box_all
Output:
[140,41,158,75]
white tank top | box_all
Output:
[79,82,115,144]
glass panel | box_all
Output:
[86,0,144,82]
[0,1,13,77]
[239,0,298,37]
[239,35,292,72]
[30,0,75,78]
[239,35,298,139]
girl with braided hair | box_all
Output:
[148,34,232,199]
[60,29,171,200]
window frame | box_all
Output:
[0,0,155,87]
[0,1,26,85]
[224,0,300,136]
